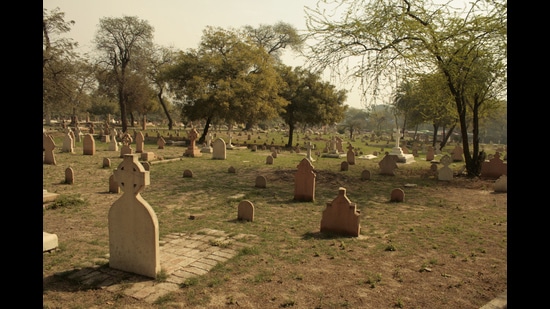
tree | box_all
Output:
[94,16,154,133]
[165,27,286,144]
[305,0,506,177]
[242,22,304,63]
[278,65,347,147]
[43,7,80,124]
[147,45,178,130]
[338,107,369,140]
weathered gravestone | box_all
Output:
[451,144,464,162]
[83,133,96,156]
[212,138,227,160]
[390,188,405,202]
[43,133,57,165]
[340,161,349,171]
[346,144,356,165]
[119,133,133,157]
[183,169,193,178]
[480,152,507,179]
[135,131,145,153]
[426,146,435,161]
[237,200,254,222]
[294,158,316,202]
[255,175,267,188]
[109,154,160,278]
[183,128,202,157]
[62,130,74,153]
[360,169,371,181]
[64,167,74,184]
[103,157,111,168]
[320,187,361,237]
[108,174,120,194]
[493,174,507,193]
[379,154,399,176]
[157,136,166,149]
[228,166,236,173]
[437,155,453,181]
[266,155,274,165]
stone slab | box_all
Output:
[43,232,59,252]
[43,190,60,203]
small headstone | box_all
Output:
[103,157,111,168]
[437,155,453,181]
[237,200,254,222]
[451,144,464,162]
[157,136,166,149]
[108,174,120,194]
[183,169,193,178]
[64,167,74,184]
[493,175,507,192]
[255,175,267,188]
[266,155,274,165]
[390,188,404,202]
[228,166,236,173]
[212,138,227,160]
[120,133,133,157]
[379,154,398,176]
[135,131,145,153]
[360,169,371,181]
[294,158,316,202]
[83,133,95,155]
[340,161,349,171]
[320,187,361,237]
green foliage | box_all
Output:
[48,194,87,210]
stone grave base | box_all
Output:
[43,232,59,252]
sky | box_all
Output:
[43,0,366,108]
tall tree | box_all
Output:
[94,16,154,133]
[338,107,369,140]
[147,45,177,130]
[278,65,347,147]
[242,22,304,62]
[305,0,506,177]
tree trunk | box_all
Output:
[431,123,439,149]
[157,88,173,130]
[119,95,128,133]
[198,117,212,145]
[286,122,295,148]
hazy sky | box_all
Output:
[43,0,369,108]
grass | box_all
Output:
[43,125,507,308]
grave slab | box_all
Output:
[43,232,58,252]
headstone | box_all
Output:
[294,158,316,202]
[320,187,361,237]
[379,154,399,176]
[480,152,507,179]
[109,154,160,278]
[183,169,193,178]
[212,138,227,160]
[437,155,453,181]
[305,141,315,162]
[157,136,166,149]
[141,161,151,171]
[109,130,119,151]
[120,133,133,157]
[135,131,145,153]
[451,144,464,162]
[184,128,202,157]
[271,151,278,159]
[62,131,74,153]
[390,188,404,202]
[360,169,371,181]
[43,232,58,252]
[340,161,349,171]
[109,174,120,193]
[266,155,274,165]
[64,167,74,184]
[493,174,507,193]
[228,166,236,173]
[43,133,57,165]
[103,157,111,168]
[255,175,267,188]
[141,152,156,161]
[346,144,355,165]
[426,146,435,161]
[237,200,254,222]
[83,134,95,156]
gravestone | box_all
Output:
[437,155,453,181]
[119,133,133,157]
[157,136,166,149]
[211,138,226,160]
[141,161,151,171]
[379,154,399,176]
[135,131,145,153]
[62,131,74,153]
[184,128,202,157]
[103,157,111,168]
[109,129,119,151]
[346,144,356,165]
[108,174,120,193]
[43,231,58,252]
[360,169,371,181]
[293,158,316,202]
[390,188,404,202]
[340,161,349,171]
[64,167,74,184]
[43,133,57,165]
[320,187,361,237]
[271,151,278,159]
[109,154,160,278]
[228,166,236,173]
[480,152,507,179]
[305,141,315,162]
[83,134,95,156]
[255,175,267,188]
[266,155,274,165]
[201,133,213,153]
[426,146,435,161]
[451,144,464,162]
[237,200,254,222]
[493,174,507,193]
[183,169,193,178]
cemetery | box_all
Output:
[43,124,507,308]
